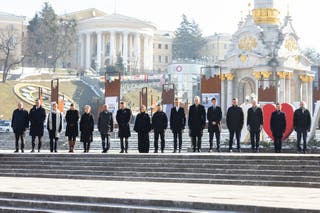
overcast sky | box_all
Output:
[2,0,320,50]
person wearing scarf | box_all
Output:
[47,102,63,153]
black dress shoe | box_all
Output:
[197,149,201,153]
[21,150,24,153]
[120,150,124,153]
[173,149,177,153]
[179,149,181,153]
[125,150,128,153]
[14,150,18,153]
[154,150,158,153]
[216,149,221,153]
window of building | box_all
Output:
[165,44,168,49]
[165,56,169,63]
[158,55,162,63]
[158,44,162,49]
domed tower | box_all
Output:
[252,0,280,25]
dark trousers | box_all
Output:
[173,131,182,150]
[49,130,58,152]
[229,129,241,150]
[209,131,220,150]
[14,133,25,151]
[120,137,129,151]
[83,142,91,152]
[250,130,260,150]
[296,129,307,151]
[138,132,149,153]
[274,136,282,152]
[101,133,110,152]
[154,131,165,151]
[191,135,202,151]
[31,136,42,151]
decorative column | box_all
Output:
[225,73,235,107]
[261,71,272,88]
[102,33,105,64]
[122,32,129,70]
[277,71,287,103]
[221,74,226,115]
[85,32,91,69]
[134,33,141,72]
[109,31,116,65]
[300,75,314,111]
[96,31,102,71]
[286,72,293,103]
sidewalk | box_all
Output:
[0,177,319,211]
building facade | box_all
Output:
[200,33,231,62]
[153,31,173,73]
[221,0,314,111]
[0,12,26,70]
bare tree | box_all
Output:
[0,25,24,83]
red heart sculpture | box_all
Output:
[262,103,295,141]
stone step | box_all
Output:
[1,191,315,213]
[0,164,319,176]
[0,192,238,213]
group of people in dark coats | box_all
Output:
[10,96,312,154]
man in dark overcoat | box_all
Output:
[270,103,286,153]
[207,97,222,152]
[247,99,263,152]
[293,101,311,153]
[29,99,46,152]
[98,104,114,153]
[11,102,29,153]
[152,104,168,153]
[226,98,244,152]
[188,96,206,152]
[116,101,132,153]
[134,105,151,153]
[170,98,186,153]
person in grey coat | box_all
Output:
[98,104,114,153]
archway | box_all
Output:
[238,77,256,104]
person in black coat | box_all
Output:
[188,96,206,152]
[29,99,46,152]
[11,102,29,153]
[226,98,244,152]
[207,97,222,152]
[134,105,151,153]
[247,99,263,152]
[152,104,168,153]
[116,101,132,153]
[293,101,311,153]
[270,103,286,153]
[170,98,186,153]
[98,104,114,153]
[47,102,63,153]
[80,105,94,153]
[65,103,79,153]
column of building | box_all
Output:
[225,73,235,107]
[277,71,287,103]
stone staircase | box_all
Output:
[0,154,319,188]
[0,154,319,212]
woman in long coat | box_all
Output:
[80,105,94,153]
[134,105,151,153]
[47,102,63,153]
[65,103,79,152]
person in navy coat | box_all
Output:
[170,98,186,153]
[293,101,311,153]
[11,102,29,153]
[207,97,222,152]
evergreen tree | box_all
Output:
[172,14,206,60]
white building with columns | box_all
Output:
[72,9,157,73]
